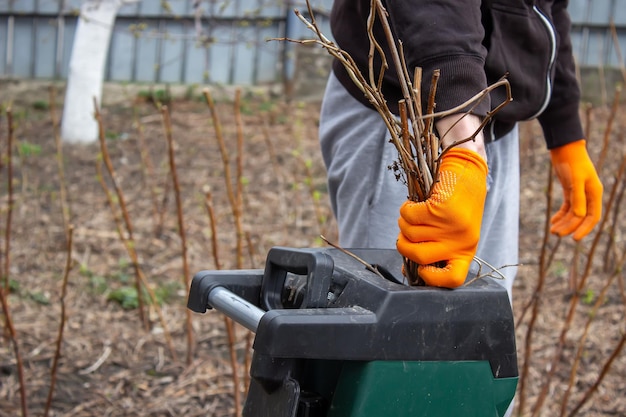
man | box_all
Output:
[319,0,603,297]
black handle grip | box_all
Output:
[261,247,334,310]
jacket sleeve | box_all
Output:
[384,1,490,116]
[537,0,584,149]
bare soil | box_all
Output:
[0,90,624,417]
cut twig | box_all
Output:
[0,109,27,415]
[203,189,243,414]
[321,235,387,280]
[233,90,245,269]
[0,109,27,417]
[260,120,288,223]
[78,345,112,375]
[244,230,256,392]
[161,105,194,366]
[3,107,14,292]
[203,89,248,267]
[204,190,222,271]
[602,172,625,271]
[203,91,238,229]
[44,225,74,417]
[595,85,621,171]
[0,286,28,417]
[224,316,242,417]
[609,20,626,84]
[49,86,71,240]
[462,258,515,287]
[132,105,167,237]
[583,103,593,142]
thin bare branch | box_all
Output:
[44,225,74,417]
[0,111,27,416]
[233,90,245,269]
[3,107,14,292]
[49,86,71,239]
[321,235,387,280]
[161,105,194,365]
[0,285,28,417]
[204,190,222,270]
[595,86,621,171]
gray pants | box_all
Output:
[319,73,520,299]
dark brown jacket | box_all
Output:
[330,0,583,148]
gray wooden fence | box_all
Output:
[0,0,332,85]
[569,0,626,67]
[0,0,624,85]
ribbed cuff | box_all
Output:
[417,54,490,117]
[538,100,584,149]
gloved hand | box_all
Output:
[549,140,603,241]
[396,148,488,288]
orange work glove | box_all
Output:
[549,140,603,241]
[396,148,488,288]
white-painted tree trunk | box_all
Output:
[61,0,134,143]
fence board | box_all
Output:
[159,20,186,83]
[108,22,135,81]
[34,17,57,78]
[0,18,6,73]
[12,18,34,77]
[59,17,76,79]
[39,0,62,14]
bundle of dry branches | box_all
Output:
[280,0,512,285]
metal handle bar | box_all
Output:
[208,286,265,332]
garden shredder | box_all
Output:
[187,246,518,417]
